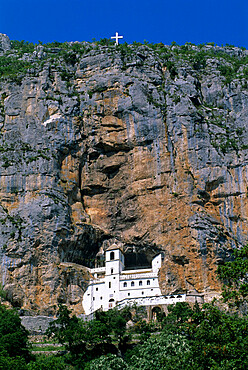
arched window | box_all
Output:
[139,281,142,286]
[131,281,134,287]
[123,282,127,287]
[147,280,150,286]
[110,251,115,260]
[111,268,114,274]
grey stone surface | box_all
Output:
[21,316,54,334]
[0,33,11,53]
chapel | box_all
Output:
[82,243,186,315]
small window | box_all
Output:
[124,282,127,287]
[93,297,95,301]
[96,287,98,291]
[110,251,115,260]
[131,281,134,287]
[128,293,130,296]
[111,268,114,274]
[100,297,102,300]
[109,282,111,288]
[147,280,150,286]
[151,289,153,291]
[139,281,142,286]
[142,291,144,295]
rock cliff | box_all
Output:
[0,34,248,314]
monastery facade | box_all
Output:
[82,244,186,315]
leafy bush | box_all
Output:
[85,354,128,370]
[0,304,32,363]
[126,332,192,370]
[162,302,248,369]
[218,244,248,309]
[191,52,207,70]
[27,355,72,370]
[46,305,131,366]
[96,38,115,46]
[0,56,31,81]
[0,352,27,370]
[11,40,35,55]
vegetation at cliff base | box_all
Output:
[40,300,248,369]
[217,244,248,310]
[0,304,32,369]
[1,242,248,369]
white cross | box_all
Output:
[111,32,123,45]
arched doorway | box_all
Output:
[109,298,115,309]
[152,306,164,322]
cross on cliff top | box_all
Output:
[111,32,123,45]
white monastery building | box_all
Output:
[82,243,186,315]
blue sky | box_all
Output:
[0,0,247,47]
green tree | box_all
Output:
[46,305,126,366]
[0,304,31,362]
[189,303,248,369]
[126,332,192,370]
[27,355,73,370]
[0,303,32,369]
[161,300,248,369]
[217,244,248,310]
[165,301,194,327]
[85,354,128,370]
[94,307,131,351]
[0,353,27,370]
[46,304,87,364]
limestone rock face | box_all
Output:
[0,34,11,53]
[0,39,248,313]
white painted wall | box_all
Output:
[82,248,185,316]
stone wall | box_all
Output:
[21,316,54,335]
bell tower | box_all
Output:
[105,243,124,309]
